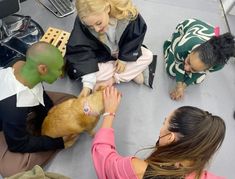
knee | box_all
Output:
[141,47,153,65]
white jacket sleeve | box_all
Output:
[82,73,96,90]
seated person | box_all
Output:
[163,18,235,100]
[0,42,78,177]
[92,86,225,179]
[65,0,154,97]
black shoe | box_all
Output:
[144,54,157,88]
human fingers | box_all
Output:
[117,63,126,73]
[108,86,119,98]
[115,63,121,73]
[170,91,175,100]
[117,90,122,104]
[103,86,112,100]
[175,90,183,101]
[110,86,116,96]
[104,86,120,102]
[170,92,178,100]
[109,86,122,104]
[119,64,125,73]
[103,86,108,100]
[174,95,180,101]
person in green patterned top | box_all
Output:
[164,19,235,100]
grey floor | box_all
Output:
[5,0,235,178]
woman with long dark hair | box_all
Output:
[92,86,226,179]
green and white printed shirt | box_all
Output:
[164,19,224,85]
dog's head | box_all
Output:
[73,88,105,124]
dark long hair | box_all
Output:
[192,32,235,68]
[145,106,226,179]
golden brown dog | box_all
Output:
[41,89,104,138]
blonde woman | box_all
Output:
[66,0,156,97]
[92,87,226,179]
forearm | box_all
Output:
[92,128,135,179]
[82,73,96,90]
[79,73,96,97]
[6,134,64,153]
[101,86,121,128]
[101,115,115,128]
[176,81,187,89]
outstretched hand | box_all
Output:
[170,82,186,101]
[103,86,122,114]
[101,86,122,128]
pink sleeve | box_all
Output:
[186,171,226,179]
[91,128,138,179]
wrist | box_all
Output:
[176,82,186,89]
[182,82,187,89]
[176,81,183,85]
[83,87,92,94]
[103,116,115,122]
[101,113,115,128]
[118,59,127,64]
[103,112,116,117]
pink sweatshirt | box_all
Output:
[92,128,226,179]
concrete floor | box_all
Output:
[2,0,235,178]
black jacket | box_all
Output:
[65,14,147,80]
[0,92,64,153]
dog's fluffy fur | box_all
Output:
[41,89,104,138]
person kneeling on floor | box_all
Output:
[164,18,235,100]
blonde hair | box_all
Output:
[76,0,138,20]
[145,106,226,179]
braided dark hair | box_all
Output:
[193,32,235,68]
